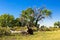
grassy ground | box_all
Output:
[0,30,60,40]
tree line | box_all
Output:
[0,7,52,29]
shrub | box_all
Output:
[0,27,11,36]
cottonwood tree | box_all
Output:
[21,7,52,30]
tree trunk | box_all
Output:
[27,24,33,35]
[35,20,39,30]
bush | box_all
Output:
[0,27,11,36]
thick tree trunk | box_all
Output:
[27,25,33,35]
[27,28,33,35]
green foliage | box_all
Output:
[21,8,34,22]
[21,8,35,27]
[0,14,22,27]
[11,18,21,27]
[0,14,14,27]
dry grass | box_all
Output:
[1,30,60,40]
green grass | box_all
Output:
[1,30,60,40]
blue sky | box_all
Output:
[0,0,60,27]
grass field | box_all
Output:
[0,30,60,40]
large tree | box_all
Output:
[21,7,51,29]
